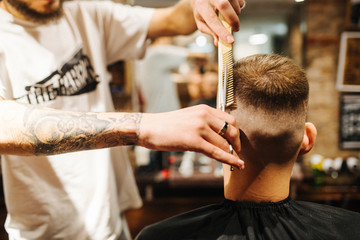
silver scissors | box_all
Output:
[219,63,234,171]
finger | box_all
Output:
[213,36,219,47]
[203,122,232,151]
[203,105,236,122]
[222,123,241,153]
[186,105,241,152]
[197,140,244,169]
[216,1,240,32]
[202,107,241,153]
[211,20,234,44]
[195,20,219,45]
[206,107,238,130]
[197,2,235,44]
[229,0,241,15]
[210,117,241,153]
[240,0,246,10]
[227,0,246,14]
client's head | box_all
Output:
[231,54,316,167]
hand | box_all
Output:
[191,0,245,46]
[138,104,244,169]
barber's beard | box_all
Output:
[5,0,64,24]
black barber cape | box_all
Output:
[136,197,360,240]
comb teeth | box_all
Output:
[222,50,234,107]
[217,13,234,110]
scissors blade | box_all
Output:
[221,63,227,112]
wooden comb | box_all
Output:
[217,13,235,171]
[217,14,234,110]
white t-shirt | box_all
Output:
[135,45,188,113]
[0,1,153,239]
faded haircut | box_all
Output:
[233,54,309,163]
[233,54,308,113]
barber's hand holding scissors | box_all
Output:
[139,105,244,169]
[191,0,246,46]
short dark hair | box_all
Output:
[233,54,308,112]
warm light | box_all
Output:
[295,0,304,2]
[195,35,207,47]
[248,33,268,45]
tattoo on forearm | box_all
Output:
[21,107,142,155]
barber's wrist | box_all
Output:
[120,112,143,146]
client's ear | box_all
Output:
[298,122,317,156]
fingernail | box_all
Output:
[213,35,219,47]
[237,165,245,171]
[227,35,234,43]
[237,159,244,169]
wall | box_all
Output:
[305,0,358,162]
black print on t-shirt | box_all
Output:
[17,49,99,104]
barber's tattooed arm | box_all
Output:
[0,99,244,169]
[0,100,142,156]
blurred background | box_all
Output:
[107,0,360,237]
[1,0,360,238]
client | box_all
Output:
[136,54,360,240]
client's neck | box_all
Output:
[223,158,295,203]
